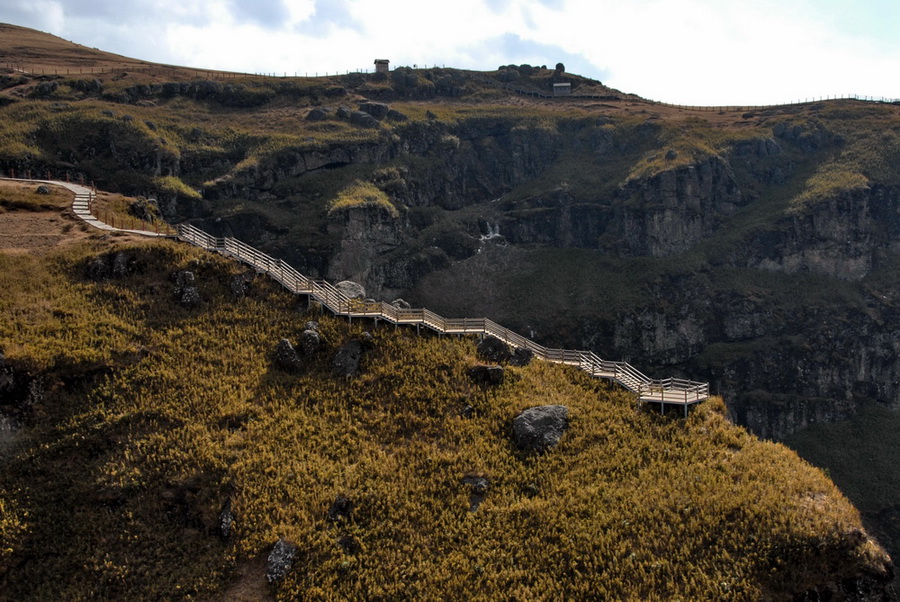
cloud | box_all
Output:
[228,0,291,29]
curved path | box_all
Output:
[4,177,710,413]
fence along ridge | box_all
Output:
[177,224,709,410]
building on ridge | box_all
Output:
[374,59,390,74]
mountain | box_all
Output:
[0,180,893,599]
[1,22,900,591]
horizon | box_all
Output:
[1,1,899,106]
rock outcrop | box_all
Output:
[512,405,569,452]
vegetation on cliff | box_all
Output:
[0,190,893,598]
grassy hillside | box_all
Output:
[0,192,893,599]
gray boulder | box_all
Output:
[266,538,298,583]
[477,336,511,363]
[179,286,201,308]
[335,280,365,300]
[336,106,352,119]
[468,365,505,386]
[274,338,303,373]
[509,348,534,367]
[333,340,363,377]
[111,252,133,278]
[306,107,329,121]
[359,101,389,119]
[390,298,411,310]
[304,320,319,331]
[36,185,51,195]
[298,329,320,356]
[86,257,110,281]
[230,273,252,298]
[350,110,379,128]
[513,405,569,452]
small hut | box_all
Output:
[374,59,390,74]
[553,83,571,97]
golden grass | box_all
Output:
[0,238,889,600]
[328,180,399,217]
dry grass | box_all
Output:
[0,234,890,600]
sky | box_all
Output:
[1,0,899,106]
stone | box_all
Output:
[306,107,329,121]
[335,280,365,300]
[326,496,353,523]
[218,499,235,539]
[35,185,51,195]
[477,336,511,363]
[509,348,534,367]
[359,101,389,119]
[304,320,319,331]
[350,110,379,128]
[461,474,490,512]
[274,338,303,373]
[390,298,411,310]
[179,286,201,308]
[336,106,352,119]
[87,257,110,281]
[298,329,320,356]
[468,365,505,386]
[665,149,678,161]
[111,252,133,278]
[333,341,363,377]
[266,538,298,584]
[230,273,252,298]
[512,405,569,452]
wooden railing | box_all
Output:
[178,224,709,408]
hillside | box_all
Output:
[2,22,900,592]
[0,181,894,599]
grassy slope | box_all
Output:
[0,222,891,599]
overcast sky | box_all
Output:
[2,0,899,106]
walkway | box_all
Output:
[3,176,709,413]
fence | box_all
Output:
[177,223,709,413]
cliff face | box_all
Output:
[19,90,900,441]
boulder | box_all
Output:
[665,149,678,161]
[335,280,365,300]
[266,538,298,583]
[179,286,201,308]
[509,348,534,367]
[274,338,303,373]
[86,257,110,281]
[512,405,569,452]
[230,273,252,298]
[468,365,505,386]
[333,340,363,377]
[298,329,320,356]
[390,298,411,310]
[111,252,133,278]
[306,107,329,121]
[359,101,389,119]
[477,336,511,363]
[336,106,352,119]
[304,320,319,331]
[350,110,379,128]
[35,185,51,195]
